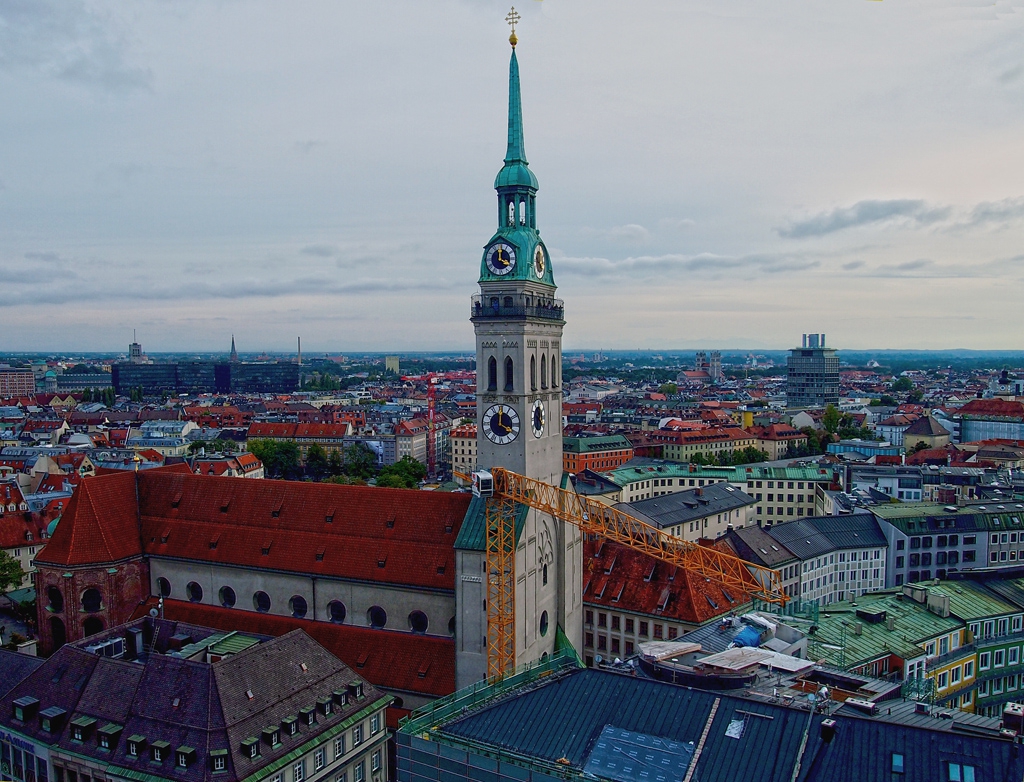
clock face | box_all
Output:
[533,245,546,278]
[483,404,521,444]
[486,242,516,276]
[531,400,545,438]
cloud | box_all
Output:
[294,140,328,154]
[0,0,151,90]
[965,196,1024,228]
[300,244,338,257]
[24,251,63,263]
[842,260,865,271]
[556,251,820,278]
[657,217,696,231]
[582,223,651,244]
[778,199,951,238]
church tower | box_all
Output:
[455,13,582,687]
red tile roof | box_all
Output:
[136,472,469,590]
[957,399,1024,419]
[583,539,740,625]
[134,598,455,697]
[35,470,142,566]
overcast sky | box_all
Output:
[2,0,1023,354]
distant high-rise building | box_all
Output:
[385,356,400,375]
[128,332,146,364]
[787,333,839,408]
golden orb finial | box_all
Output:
[505,7,520,47]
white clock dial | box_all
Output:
[533,245,546,278]
[482,403,521,444]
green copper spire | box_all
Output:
[495,49,538,190]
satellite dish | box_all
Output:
[595,655,603,664]
[148,608,159,618]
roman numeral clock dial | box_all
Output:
[482,404,521,444]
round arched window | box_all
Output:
[367,605,387,629]
[156,577,171,598]
[219,586,236,608]
[409,610,428,634]
[290,595,308,619]
[47,586,64,613]
[253,591,271,613]
[82,588,102,614]
[328,600,347,624]
[539,610,549,637]
[448,616,456,636]
[186,582,203,603]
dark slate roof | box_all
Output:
[724,526,798,568]
[437,667,1024,782]
[904,416,951,437]
[0,621,389,782]
[0,649,45,698]
[617,482,756,530]
[765,513,886,560]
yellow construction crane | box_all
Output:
[465,467,788,681]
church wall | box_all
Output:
[36,558,148,655]
[454,550,487,689]
[149,558,456,639]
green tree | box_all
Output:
[343,442,378,481]
[327,449,343,477]
[822,404,841,434]
[188,440,208,455]
[0,551,26,595]
[891,376,914,393]
[305,444,330,481]
[248,439,302,480]
[377,456,426,489]
[658,383,678,396]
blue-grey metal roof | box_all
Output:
[765,513,886,560]
[617,483,755,530]
[436,667,1024,782]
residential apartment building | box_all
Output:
[589,460,838,526]
[764,513,888,604]
[580,538,740,666]
[449,424,477,484]
[718,526,801,599]
[562,434,633,474]
[0,620,391,782]
[617,482,755,543]
[649,427,758,464]
[848,465,924,502]
[247,423,353,462]
[0,369,36,397]
[871,503,1024,587]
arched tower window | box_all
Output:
[507,201,516,227]
[519,198,526,226]
[540,354,547,389]
[530,356,537,391]
[504,357,514,392]
[551,353,559,387]
[487,357,497,391]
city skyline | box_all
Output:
[2,0,1023,352]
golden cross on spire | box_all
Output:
[506,6,521,47]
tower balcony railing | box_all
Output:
[471,295,565,322]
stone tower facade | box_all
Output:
[455,35,582,687]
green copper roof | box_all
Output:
[494,50,538,191]
[902,580,1019,622]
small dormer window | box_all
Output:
[283,716,298,736]
[176,747,196,768]
[211,750,228,772]
[151,740,170,763]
